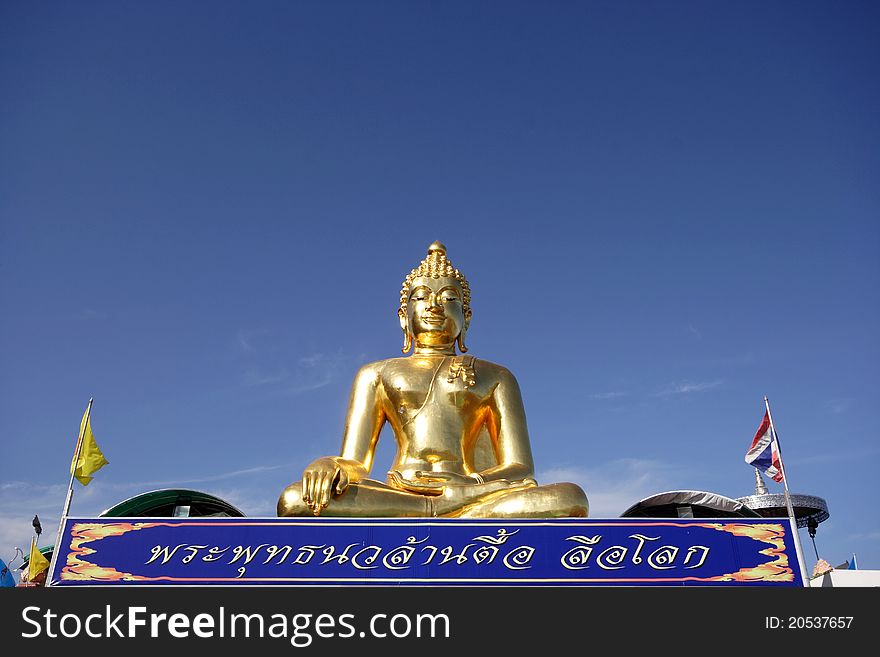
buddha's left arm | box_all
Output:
[478,367,536,482]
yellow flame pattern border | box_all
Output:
[698,522,794,582]
[61,522,158,581]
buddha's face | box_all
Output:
[401,276,469,349]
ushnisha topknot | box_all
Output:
[399,241,471,316]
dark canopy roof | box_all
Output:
[621,490,762,519]
[100,488,245,518]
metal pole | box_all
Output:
[46,398,93,586]
[5,547,24,576]
[764,396,810,586]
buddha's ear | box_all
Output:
[398,308,412,354]
[457,309,473,354]
[398,308,408,332]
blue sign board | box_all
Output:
[48,517,804,586]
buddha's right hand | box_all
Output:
[301,457,352,516]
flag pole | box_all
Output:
[28,537,37,584]
[764,395,810,586]
[46,398,93,586]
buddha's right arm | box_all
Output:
[338,362,386,477]
[301,364,385,513]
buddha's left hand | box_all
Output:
[389,470,535,497]
[388,470,475,494]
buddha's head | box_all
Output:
[399,241,472,354]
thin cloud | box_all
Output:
[283,377,335,396]
[590,391,627,400]
[281,351,347,396]
[537,458,688,518]
[0,482,30,491]
[236,339,348,395]
[687,324,702,339]
[654,380,723,396]
[69,309,109,321]
[790,446,880,467]
[243,367,290,387]
[118,463,297,489]
[0,481,71,512]
[236,328,271,353]
[828,398,853,415]
[299,353,328,368]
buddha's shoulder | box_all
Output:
[470,358,519,383]
[447,356,504,372]
[355,356,518,381]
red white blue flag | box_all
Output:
[745,411,784,483]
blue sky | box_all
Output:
[1,1,877,576]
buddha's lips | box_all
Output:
[421,315,446,325]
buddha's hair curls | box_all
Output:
[399,241,471,316]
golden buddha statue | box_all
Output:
[277,242,589,518]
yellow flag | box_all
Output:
[28,537,50,582]
[70,406,108,485]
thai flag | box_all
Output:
[745,411,784,483]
